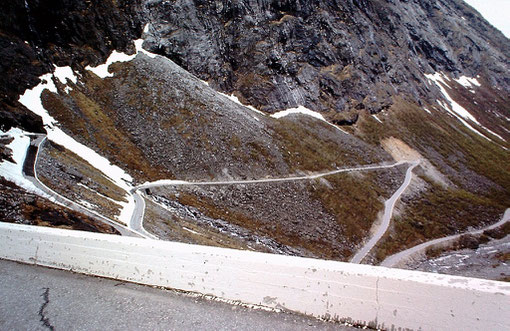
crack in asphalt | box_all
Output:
[38,287,54,331]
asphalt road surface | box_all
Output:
[350,160,419,263]
[22,134,142,238]
[0,259,354,330]
[381,208,510,268]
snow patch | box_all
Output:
[271,105,349,135]
[138,179,190,189]
[372,114,383,124]
[483,127,506,141]
[423,107,432,114]
[134,39,157,59]
[271,105,327,120]
[426,73,494,141]
[53,66,78,85]
[426,73,478,123]
[85,38,159,78]
[454,76,481,89]
[85,51,137,78]
[218,91,266,118]
[427,72,507,143]
[183,227,200,235]
[18,69,136,225]
[0,128,48,196]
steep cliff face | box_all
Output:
[0,0,144,132]
[143,0,510,119]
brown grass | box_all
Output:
[354,97,510,262]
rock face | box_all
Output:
[0,0,144,132]
[143,0,510,117]
[3,0,510,127]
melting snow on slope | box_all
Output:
[138,179,190,189]
[373,114,383,124]
[85,37,157,78]
[271,105,349,134]
[134,39,157,59]
[53,66,78,85]
[0,128,48,196]
[425,72,506,142]
[216,90,265,121]
[454,76,481,89]
[223,93,266,116]
[85,51,137,78]
[18,66,136,224]
[272,105,328,120]
[426,73,478,123]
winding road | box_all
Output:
[22,134,145,238]
[350,160,419,263]
[22,133,424,259]
[133,159,419,259]
[130,191,158,239]
[136,161,409,190]
[381,208,510,268]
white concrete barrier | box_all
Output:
[1,222,509,330]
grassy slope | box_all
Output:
[354,97,510,262]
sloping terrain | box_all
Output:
[144,0,510,122]
[0,0,509,268]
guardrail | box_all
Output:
[1,222,509,330]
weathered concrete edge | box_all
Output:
[1,222,509,330]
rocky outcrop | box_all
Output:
[2,0,509,128]
[143,0,510,116]
[0,0,144,132]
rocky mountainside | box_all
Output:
[1,0,509,271]
[144,0,509,119]
[0,0,143,133]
